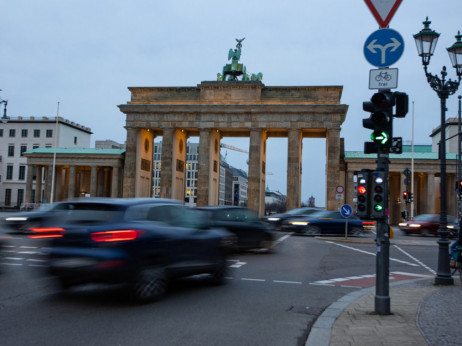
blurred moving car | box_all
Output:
[398,214,458,237]
[198,206,276,251]
[27,198,235,302]
[281,210,375,236]
[264,207,321,231]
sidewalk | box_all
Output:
[306,274,462,346]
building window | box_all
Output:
[20,145,27,156]
[74,136,78,145]
[34,129,40,138]
[9,129,16,137]
[5,189,12,206]
[17,189,24,206]
[45,144,52,148]
[8,145,14,157]
[6,165,13,180]
[18,166,26,180]
[33,144,39,149]
[46,129,53,138]
[0,129,3,137]
[21,129,28,137]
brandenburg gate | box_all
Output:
[118,40,348,215]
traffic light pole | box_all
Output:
[375,148,390,315]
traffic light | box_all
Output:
[363,91,395,148]
[403,190,409,202]
[371,171,387,219]
[394,92,409,118]
[456,180,462,198]
[408,192,413,203]
[357,170,371,219]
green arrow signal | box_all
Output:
[371,131,390,145]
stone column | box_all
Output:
[137,129,154,197]
[248,129,267,217]
[286,130,302,210]
[160,127,174,199]
[25,164,34,204]
[172,129,187,202]
[426,173,436,214]
[90,166,97,197]
[44,166,51,203]
[326,128,341,210]
[123,126,138,197]
[68,166,76,199]
[197,129,220,206]
[36,166,43,203]
[345,169,355,207]
[111,167,119,198]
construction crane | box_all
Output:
[220,143,248,154]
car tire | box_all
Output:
[350,228,363,236]
[305,225,321,236]
[421,228,430,237]
[209,258,228,285]
[132,266,168,303]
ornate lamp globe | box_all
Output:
[447,31,462,77]
[414,17,440,65]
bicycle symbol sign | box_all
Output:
[369,68,398,89]
[364,28,404,68]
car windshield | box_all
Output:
[308,211,339,219]
[285,208,315,216]
[53,203,125,225]
[412,214,437,221]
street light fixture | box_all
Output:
[0,94,8,124]
[414,18,462,285]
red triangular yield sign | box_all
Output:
[364,0,403,28]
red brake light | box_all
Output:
[91,230,143,242]
[28,227,65,239]
[361,222,375,225]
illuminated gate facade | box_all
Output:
[118,81,348,216]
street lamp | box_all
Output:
[0,95,8,124]
[414,18,462,285]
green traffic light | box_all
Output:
[370,131,390,144]
[374,204,384,212]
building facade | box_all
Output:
[0,116,91,208]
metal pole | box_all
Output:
[50,102,60,204]
[458,95,462,243]
[434,95,454,285]
[411,101,415,218]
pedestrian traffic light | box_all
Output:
[363,91,395,148]
[357,170,371,219]
[371,171,387,219]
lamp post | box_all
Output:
[0,95,8,124]
[414,18,462,285]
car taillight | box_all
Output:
[361,222,375,226]
[91,230,144,242]
[28,227,65,239]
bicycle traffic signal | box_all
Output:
[363,91,395,148]
[356,170,371,219]
[371,171,387,219]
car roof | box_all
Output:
[197,206,246,210]
[56,198,182,207]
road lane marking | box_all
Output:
[241,278,266,282]
[392,244,436,274]
[273,280,302,285]
[326,241,419,267]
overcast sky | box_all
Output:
[2,1,462,207]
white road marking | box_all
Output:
[241,278,266,282]
[326,241,419,266]
[393,245,436,274]
[273,280,302,285]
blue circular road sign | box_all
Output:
[340,204,353,218]
[364,28,404,68]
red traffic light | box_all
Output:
[358,186,367,194]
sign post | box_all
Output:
[340,204,353,239]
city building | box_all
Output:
[0,116,92,209]
[95,139,125,149]
[231,167,248,206]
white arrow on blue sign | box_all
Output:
[364,28,404,68]
[340,204,353,218]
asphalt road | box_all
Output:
[0,228,440,346]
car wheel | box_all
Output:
[421,228,430,237]
[305,225,321,236]
[350,228,363,236]
[209,258,228,285]
[132,266,168,303]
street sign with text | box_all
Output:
[364,29,404,67]
[364,0,402,28]
[369,68,398,89]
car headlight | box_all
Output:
[409,224,421,228]
[447,225,454,229]
[5,216,28,221]
[398,222,407,227]
[289,221,309,226]
[267,217,280,221]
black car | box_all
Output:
[0,198,181,235]
[281,210,375,236]
[27,198,235,302]
[264,207,322,231]
[198,206,276,252]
